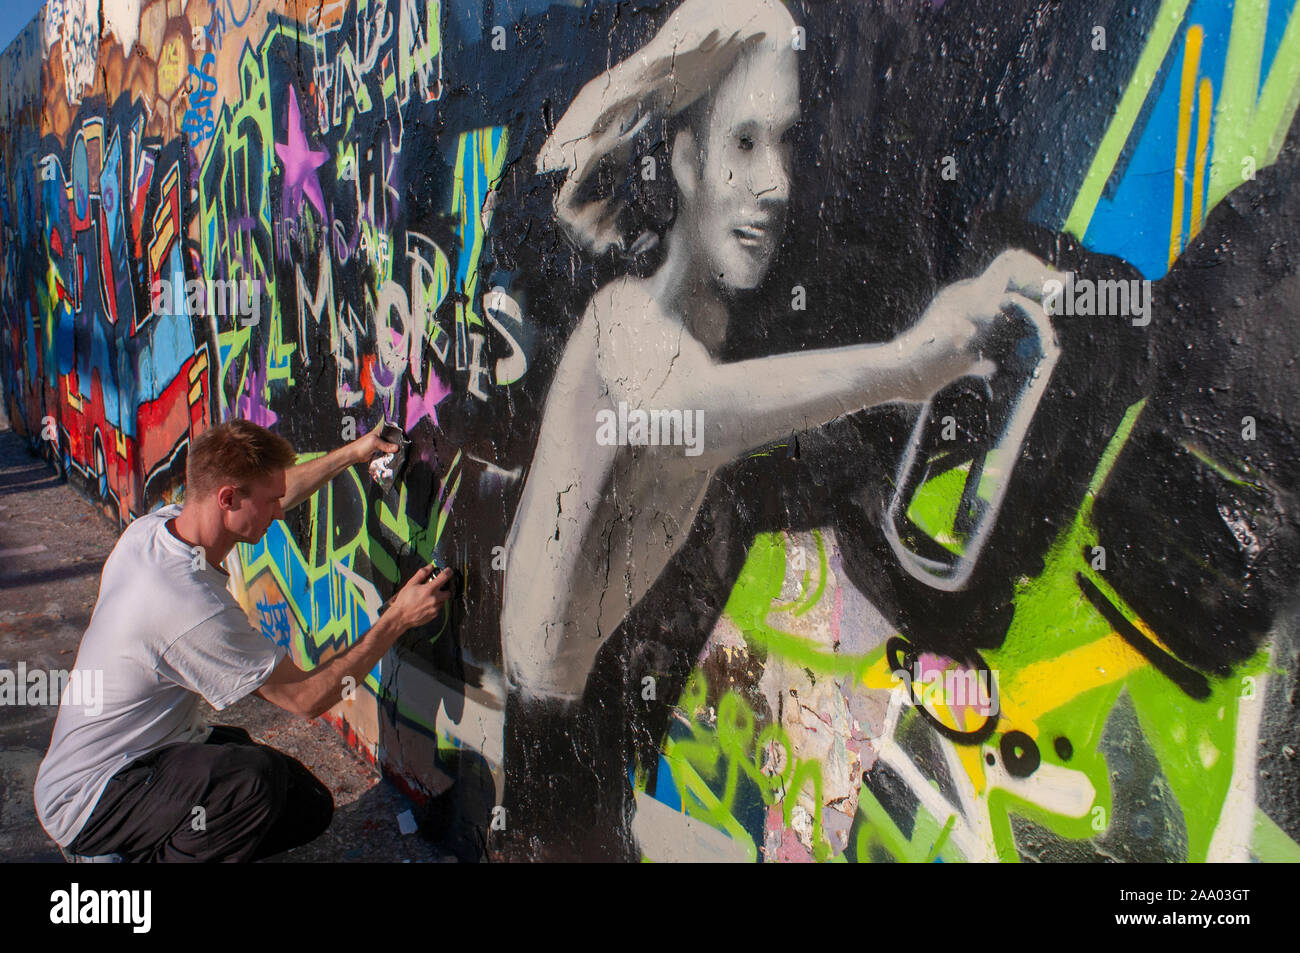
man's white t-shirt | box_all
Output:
[33,503,286,847]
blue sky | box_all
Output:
[0,0,46,56]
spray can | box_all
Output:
[884,301,1061,591]
[368,421,410,492]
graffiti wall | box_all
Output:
[3,0,1299,862]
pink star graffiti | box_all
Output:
[275,85,327,217]
[406,364,452,431]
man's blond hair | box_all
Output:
[186,419,297,500]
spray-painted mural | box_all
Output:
[2,0,1299,862]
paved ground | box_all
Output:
[0,417,455,862]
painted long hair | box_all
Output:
[536,0,797,255]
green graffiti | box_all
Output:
[661,669,834,861]
[200,24,310,419]
[662,398,1291,861]
[236,449,462,674]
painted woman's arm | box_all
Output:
[596,250,1065,466]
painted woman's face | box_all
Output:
[686,42,800,293]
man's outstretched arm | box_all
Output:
[280,430,397,511]
[256,565,454,718]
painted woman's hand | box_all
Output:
[896,250,1066,401]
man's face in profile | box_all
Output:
[224,470,286,544]
[685,42,800,293]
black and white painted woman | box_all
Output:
[495,0,1064,856]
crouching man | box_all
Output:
[33,419,453,862]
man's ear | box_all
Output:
[216,485,237,512]
[670,125,700,205]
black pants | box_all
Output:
[65,725,334,862]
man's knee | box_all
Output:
[294,768,334,837]
[227,741,285,785]
[244,757,334,860]
[207,743,289,826]
[143,743,290,861]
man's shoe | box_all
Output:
[59,845,126,863]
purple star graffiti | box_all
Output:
[275,85,327,217]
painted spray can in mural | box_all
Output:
[886,302,1060,590]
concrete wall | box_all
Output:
[2,0,1299,861]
